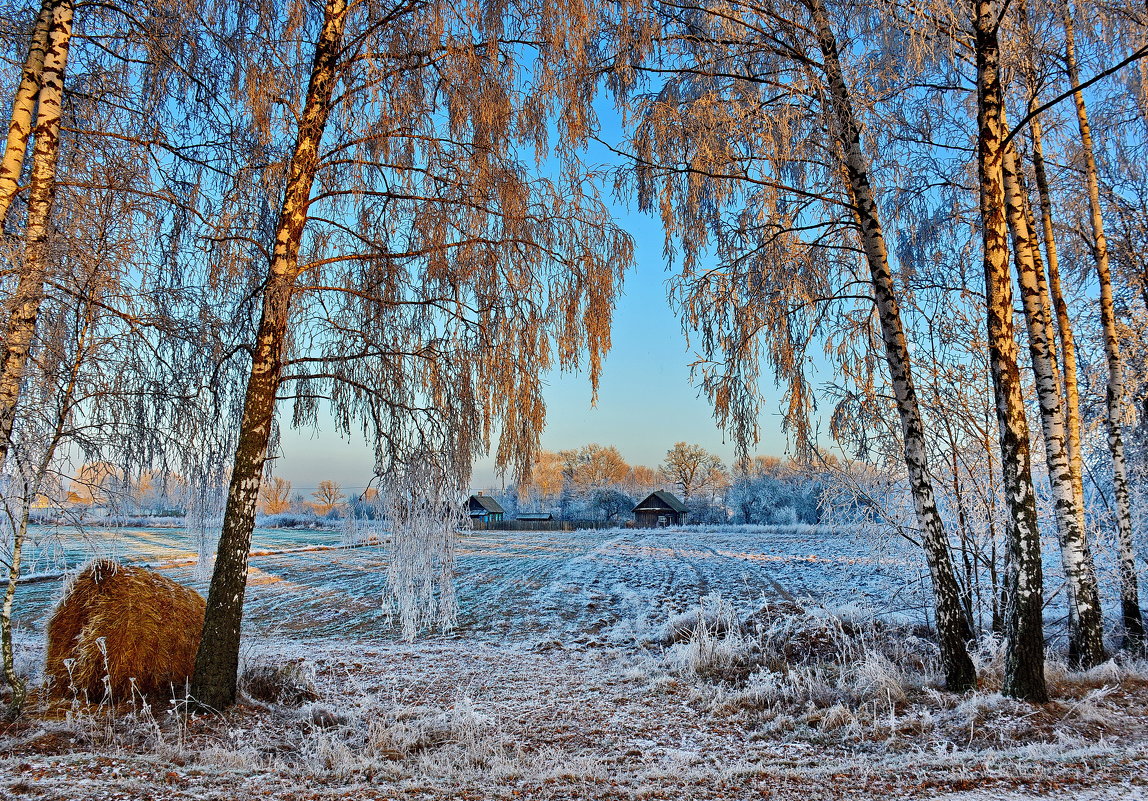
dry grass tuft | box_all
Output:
[664,598,1148,753]
[240,659,319,706]
[45,560,205,702]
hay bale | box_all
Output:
[46,560,206,701]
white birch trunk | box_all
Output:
[0,0,73,474]
[1003,143,1106,668]
[0,0,54,225]
[974,0,1047,702]
[1028,114,1086,527]
[805,0,976,690]
[1064,10,1145,650]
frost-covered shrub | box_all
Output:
[661,594,741,644]
[257,512,337,529]
[667,598,937,710]
[746,600,938,676]
[368,698,495,758]
[338,516,386,546]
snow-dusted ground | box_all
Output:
[10,523,928,639]
[3,524,1147,799]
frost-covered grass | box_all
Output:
[4,525,1148,799]
[653,595,1148,754]
[4,634,1147,800]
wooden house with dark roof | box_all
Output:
[633,491,688,528]
[467,493,505,523]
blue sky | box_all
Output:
[273,201,791,497]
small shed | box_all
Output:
[633,491,688,528]
[516,512,553,522]
[467,493,505,523]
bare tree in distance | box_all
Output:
[560,444,631,495]
[309,480,346,517]
[659,442,725,503]
[258,476,292,516]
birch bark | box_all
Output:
[0,0,73,474]
[1028,115,1086,524]
[190,0,349,710]
[1003,142,1106,669]
[1063,9,1145,651]
[973,0,1047,702]
[805,0,976,690]
[0,0,54,225]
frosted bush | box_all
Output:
[194,743,263,771]
[258,512,332,529]
[381,454,463,639]
[240,658,319,706]
[368,697,494,759]
[849,651,909,703]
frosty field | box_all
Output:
[3,524,1147,800]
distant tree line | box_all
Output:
[490,442,826,526]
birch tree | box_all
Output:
[614,0,977,690]
[188,0,635,708]
[971,0,1048,701]
[1001,0,1106,668]
[1062,6,1145,651]
[0,0,53,225]
[1001,139,1105,668]
[0,0,73,473]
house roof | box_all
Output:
[633,490,688,514]
[469,494,505,514]
[516,512,553,520]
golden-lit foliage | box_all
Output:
[308,479,345,516]
[258,476,293,515]
[559,443,631,493]
[191,0,638,482]
[521,449,565,497]
[611,0,869,458]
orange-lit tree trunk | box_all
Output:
[972,0,1047,702]
[190,0,349,710]
[1064,10,1145,652]
[0,0,73,473]
[1003,142,1105,668]
[0,0,54,225]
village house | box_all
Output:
[467,493,505,523]
[632,491,687,528]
